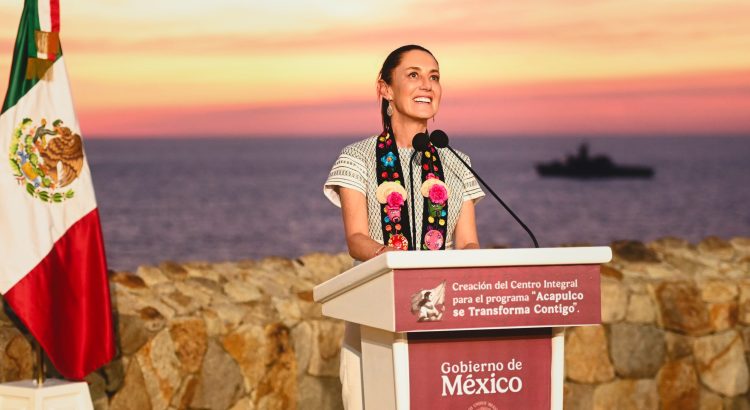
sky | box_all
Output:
[1,0,750,138]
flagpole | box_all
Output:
[34,340,45,387]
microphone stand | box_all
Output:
[444,145,540,248]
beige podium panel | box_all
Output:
[0,379,93,410]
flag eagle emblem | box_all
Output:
[9,117,83,202]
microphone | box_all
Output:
[409,132,430,249]
[429,129,540,248]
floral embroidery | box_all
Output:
[376,132,449,251]
[381,151,397,168]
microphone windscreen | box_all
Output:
[412,132,430,152]
[430,129,449,148]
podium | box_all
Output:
[0,379,93,410]
[313,247,612,410]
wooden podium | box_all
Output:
[313,247,612,410]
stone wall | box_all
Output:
[1,236,749,409]
[565,236,750,410]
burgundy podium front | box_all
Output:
[313,247,612,410]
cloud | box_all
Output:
[78,69,750,138]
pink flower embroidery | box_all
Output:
[426,173,438,180]
[429,184,448,204]
[387,191,404,208]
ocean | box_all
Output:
[85,136,750,271]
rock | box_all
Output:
[601,277,628,323]
[654,281,711,336]
[138,306,168,333]
[171,375,198,409]
[229,398,256,410]
[169,317,207,373]
[708,302,738,331]
[626,293,656,323]
[222,323,297,407]
[663,253,711,278]
[161,289,203,316]
[600,265,624,280]
[724,396,750,410]
[190,340,245,410]
[593,379,658,410]
[109,272,147,289]
[174,280,214,306]
[117,314,152,355]
[612,240,660,263]
[273,297,303,328]
[664,332,693,360]
[307,321,344,377]
[85,371,108,407]
[159,260,188,280]
[109,358,152,410]
[135,329,183,409]
[700,281,738,303]
[0,327,33,382]
[135,265,169,287]
[565,325,615,383]
[699,388,723,410]
[609,323,665,378]
[206,303,251,334]
[730,237,750,255]
[564,382,594,410]
[739,280,750,325]
[297,375,344,410]
[741,327,750,352]
[649,237,693,253]
[645,263,685,279]
[295,252,352,284]
[657,359,699,410]
[184,262,224,283]
[100,358,125,394]
[693,330,749,396]
[224,280,263,303]
[698,236,735,261]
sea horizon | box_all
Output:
[85,135,750,272]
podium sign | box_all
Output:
[394,264,601,331]
[314,247,611,410]
[408,329,552,409]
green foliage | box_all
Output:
[53,193,63,203]
[9,159,21,176]
[65,190,75,199]
[26,182,34,195]
[38,191,49,201]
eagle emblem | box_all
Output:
[410,281,446,322]
[8,118,82,203]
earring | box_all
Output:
[387,101,394,117]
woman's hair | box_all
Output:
[378,44,436,136]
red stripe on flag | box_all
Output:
[4,208,115,380]
[50,0,60,32]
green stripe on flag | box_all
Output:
[2,0,63,114]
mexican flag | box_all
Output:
[0,0,114,379]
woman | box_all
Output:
[323,44,484,409]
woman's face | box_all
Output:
[382,50,442,123]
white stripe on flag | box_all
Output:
[0,57,98,293]
[38,0,52,32]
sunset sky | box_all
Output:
[1,0,750,138]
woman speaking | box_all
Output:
[323,44,485,408]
